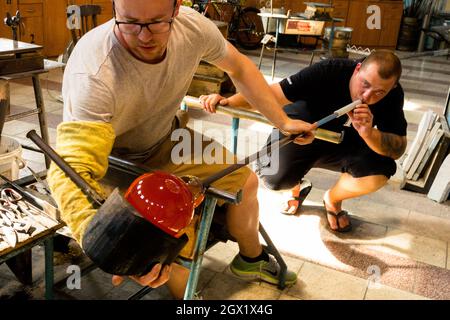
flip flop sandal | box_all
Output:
[280,179,312,215]
[322,201,352,232]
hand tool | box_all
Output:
[0,174,59,221]
[0,186,53,230]
[0,209,18,247]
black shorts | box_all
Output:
[256,101,397,190]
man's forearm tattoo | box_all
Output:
[380,132,406,159]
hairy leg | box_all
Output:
[166,263,190,300]
[324,173,388,230]
[226,172,262,258]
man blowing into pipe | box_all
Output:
[201,50,407,233]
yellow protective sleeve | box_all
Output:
[47,121,115,244]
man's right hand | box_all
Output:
[111,263,172,288]
[199,94,228,113]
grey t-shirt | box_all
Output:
[62,6,227,159]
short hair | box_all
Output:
[360,50,402,83]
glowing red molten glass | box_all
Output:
[124,171,194,238]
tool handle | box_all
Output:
[26,130,105,207]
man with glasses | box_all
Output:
[47,0,316,299]
[200,50,407,232]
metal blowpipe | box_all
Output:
[201,99,362,187]
[316,99,362,127]
[26,130,105,208]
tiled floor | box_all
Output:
[0,48,449,300]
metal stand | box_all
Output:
[110,157,290,300]
[181,196,288,299]
[257,12,288,80]
[1,71,51,168]
[0,173,63,300]
[257,13,340,77]
[0,235,56,299]
[0,39,52,168]
[183,196,218,300]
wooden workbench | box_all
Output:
[0,175,64,300]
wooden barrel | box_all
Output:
[397,17,419,51]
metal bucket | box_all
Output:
[324,26,353,40]
[323,27,353,58]
[397,17,419,51]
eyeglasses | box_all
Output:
[115,19,174,35]
[113,1,175,35]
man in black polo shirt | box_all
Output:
[200,50,407,232]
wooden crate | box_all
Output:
[187,73,235,97]
[186,20,232,97]
[403,116,450,194]
[279,19,325,36]
[195,61,225,78]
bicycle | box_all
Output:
[194,0,264,50]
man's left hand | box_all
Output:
[280,119,317,145]
[199,94,228,113]
[348,104,373,138]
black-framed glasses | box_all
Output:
[113,1,175,35]
[115,19,174,35]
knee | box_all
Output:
[376,175,389,187]
[243,171,259,197]
[167,263,190,300]
[260,174,296,191]
[364,175,389,190]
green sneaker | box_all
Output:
[230,254,297,286]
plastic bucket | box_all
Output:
[0,136,25,180]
